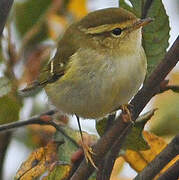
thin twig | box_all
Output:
[70,36,179,180]
[142,0,154,18]
[160,85,179,93]
[157,160,179,180]
[134,134,179,180]
[0,110,79,148]
[0,0,14,36]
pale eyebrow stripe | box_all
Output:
[79,20,136,34]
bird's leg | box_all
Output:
[75,115,97,169]
[120,104,133,123]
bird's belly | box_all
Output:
[45,52,146,119]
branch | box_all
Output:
[0,110,79,148]
[0,132,11,180]
[134,134,179,180]
[0,0,14,36]
[142,0,154,18]
[100,109,156,180]
[96,124,131,180]
[70,36,179,180]
[157,160,179,180]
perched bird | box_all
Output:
[22,8,152,167]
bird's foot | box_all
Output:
[81,141,98,170]
[120,104,133,123]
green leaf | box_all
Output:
[14,0,51,44]
[0,77,21,124]
[54,126,97,163]
[96,114,116,137]
[54,127,80,163]
[0,95,21,124]
[45,163,71,180]
[170,86,179,93]
[119,0,170,78]
[150,92,179,136]
[123,110,156,151]
[96,117,108,137]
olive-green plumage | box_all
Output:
[23,8,151,119]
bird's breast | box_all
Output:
[45,48,147,118]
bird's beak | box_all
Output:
[131,17,153,30]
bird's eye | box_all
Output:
[111,28,122,37]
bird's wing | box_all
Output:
[21,29,79,95]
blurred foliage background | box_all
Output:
[0,0,178,179]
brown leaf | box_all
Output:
[15,141,61,180]
[21,45,51,85]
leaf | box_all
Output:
[14,0,51,45]
[123,131,179,179]
[43,163,71,180]
[123,131,167,172]
[110,157,125,180]
[149,72,179,136]
[47,14,68,40]
[120,0,142,17]
[0,95,21,125]
[123,120,148,151]
[119,0,170,78]
[123,109,156,151]
[169,86,179,93]
[67,0,88,18]
[21,45,51,86]
[96,114,116,137]
[55,126,97,163]
[0,78,21,124]
[15,141,61,180]
[14,0,51,36]
[150,92,179,136]
[96,117,108,137]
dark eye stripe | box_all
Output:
[111,28,122,36]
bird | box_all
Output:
[22,7,152,168]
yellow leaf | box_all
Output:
[123,131,167,172]
[110,157,125,180]
[47,14,68,40]
[67,0,88,18]
[123,131,179,178]
[150,72,179,136]
[15,141,59,180]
